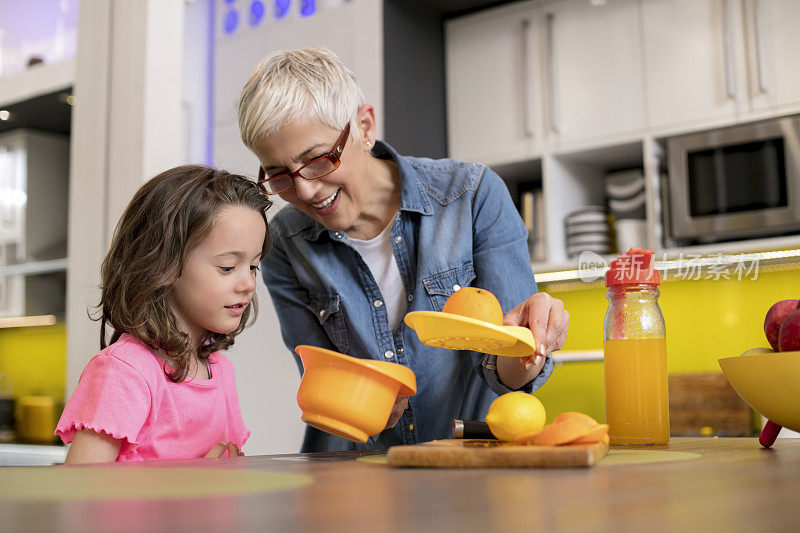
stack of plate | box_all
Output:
[605,169,647,250]
[564,206,611,259]
[606,170,645,220]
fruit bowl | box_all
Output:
[295,345,417,443]
[718,351,800,433]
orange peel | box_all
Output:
[553,411,599,427]
[570,424,609,444]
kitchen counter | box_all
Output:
[0,443,66,466]
[1,437,798,532]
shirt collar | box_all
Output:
[371,140,433,217]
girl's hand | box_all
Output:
[383,395,408,431]
[64,429,123,464]
[204,441,244,458]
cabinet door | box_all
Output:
[446,3,541,164]
[544,0,645,145]
[641,0,747,129]
[744,0,800,112]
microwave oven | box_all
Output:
[666,116,800,243]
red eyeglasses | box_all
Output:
[257,123,350,195]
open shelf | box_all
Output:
[0,58,75,108]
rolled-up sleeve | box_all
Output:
[471,166,552,394]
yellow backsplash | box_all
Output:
[0,324,67,401]
[1,266,798,429]
[535,266,800,424]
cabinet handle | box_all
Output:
[521,18,534,139]
[546,12,559,133]
[753,0,769,93]
[722,0,737,99]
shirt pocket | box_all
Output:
[305,292,349,354]
[421,263,477,312]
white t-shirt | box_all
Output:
[349,219,407,332]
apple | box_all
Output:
[778,308,800,352]
[740,347,775,356]
[764,299,800,351]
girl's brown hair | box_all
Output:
[98,165,272,382]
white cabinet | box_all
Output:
[641,0,748,130]
[743,0,800,113]
[642,0,800,131]
[445,2,542,165]
[446,0,800,271]
[543,0,645,146]
[446,0,645,164]
[0,129,69,318]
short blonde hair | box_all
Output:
[238,47,366,150]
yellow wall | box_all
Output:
[0,324,67,401]
[1,267,797,429]
[535,266,800,423]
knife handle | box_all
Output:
[452,419,495,439]
[759,419,782,448]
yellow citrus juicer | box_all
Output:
[404,311,537,357]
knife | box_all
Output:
[452,419,496,439]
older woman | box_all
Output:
[238,47,569,452]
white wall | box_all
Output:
[182,0,213,164]
[67,0,186,403]
[68,0,383,456]
[211,0,383,454]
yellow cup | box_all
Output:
[18,396,58,444]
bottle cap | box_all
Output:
[605,247,660,286]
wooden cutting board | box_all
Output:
[387,439,608,468]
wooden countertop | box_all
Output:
[2,437,798,532]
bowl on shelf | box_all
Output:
[295,345,417,443]
[718,351,800,433]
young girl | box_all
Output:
[56,165,271,463]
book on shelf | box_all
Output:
[520,189,546,263]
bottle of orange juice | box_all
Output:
[603,247,669,445]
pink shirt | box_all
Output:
[56,334,250,462]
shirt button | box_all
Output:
[319,309,326,317]
[452,284,461,292]
[407,294,414,302]
[409,423,414,431]
[384,350,394,359]
[373,299,383,308]
[394,235,402,243]
[397,347,404,354]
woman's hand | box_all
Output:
[383,395,408,430]
[204,441,244,458]
[497,292,570,390]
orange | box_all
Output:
[442,287,504,325]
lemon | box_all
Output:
[740,347,775,356]
[485,392,546,442]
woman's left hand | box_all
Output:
[383,395,408,431]
[504,292,570,364]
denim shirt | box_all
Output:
[261,140,553,452]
